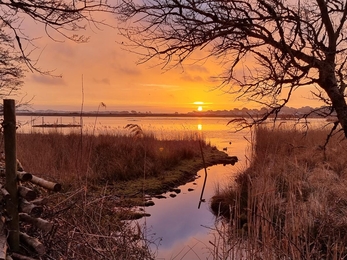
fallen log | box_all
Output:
[19,213,53,233]
[0,217,7,260]
[16,172,32,182]
[0,187,10,201]
[18,187,36,201]
[29,176,61,192]
[30,198,48,206]
[11,253,36,260]
[19,232,45,256]
[19,199,43,218]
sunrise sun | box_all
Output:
[194,101,204,111]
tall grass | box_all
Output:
[16,131,205,184]
[14,130,208,259]
[211,125,347,259]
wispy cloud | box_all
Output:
[186,64,210,73]
[180,74,204,82]
[30,74,66,86]
[117,66,142,76]
[141,83,180,90]
[92,77,111,85]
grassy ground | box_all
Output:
[16,130,235,200]
[12,129,234,259]
[210,125,347,259]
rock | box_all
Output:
[154,195,166,199]
[170,188,181,194]
[169,193,177,198]
[217,156,238,166]
[188,188,194,192]
[144,200,155,207]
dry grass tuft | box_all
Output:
[211,125,347,259]
[13,130,210,259]
[16,132,204,184]
[34,188,156,260]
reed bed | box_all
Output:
[13,129,208,259]
[16,130,205,184]
[211,125,347,259]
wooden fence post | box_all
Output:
[3,99,19,252]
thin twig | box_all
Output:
[198,138,208,209]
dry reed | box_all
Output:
[211,125,347,259]
[16,131,205,184]
[13,130,208,259]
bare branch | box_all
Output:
[116,0,347,138]
[0,0,116,100]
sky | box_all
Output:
[11,10,323,113]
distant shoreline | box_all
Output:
[16,112,239,118]
[15,111,328,119]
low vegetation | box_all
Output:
[211,125,347,259]
[13,128,230,259]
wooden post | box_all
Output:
[3,99,19,252]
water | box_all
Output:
[17,115,251,157]
[17,115,251,259]
[15,115,330,259]
[143,164,241,259]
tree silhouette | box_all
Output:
[0,0,115,99]
[117,0,347,137]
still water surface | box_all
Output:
[16,115,329,259]
[17,115,249,154]
[17,115,250,259]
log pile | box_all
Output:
[0,100,62,259]
[0,168,61,259]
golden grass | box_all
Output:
[16,131,205,184]
[13,130,221,259]
[211,125,347,259]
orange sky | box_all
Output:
[13,13,323,113]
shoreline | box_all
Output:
[16,112,327,119]
[109,147,238,219]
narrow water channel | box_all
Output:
[142,162,244,259]
[137,124,251,259]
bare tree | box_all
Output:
[0,0,116,99]
[116,0,347,137]
[0,23,24,100]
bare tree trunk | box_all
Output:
[320,72,347,138]
[329,91,347,138]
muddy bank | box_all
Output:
[113,146,237,198]
[109,147,238,219]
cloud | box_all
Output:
[180,74,204,82]
[117,66,142,76]
[30,74,66,86]
[141,83,180,90]
[92,77,111,85]
[186,64,210,73]
[176,63,213,83]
